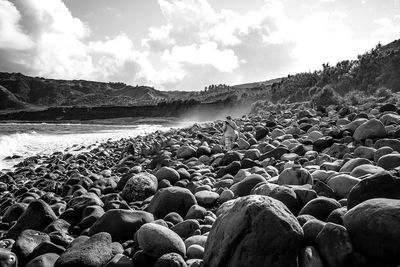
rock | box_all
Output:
[89,209,154,242]
[235,174,266,197]
[184,205,207,220]
[137,223,186,258]
[177,146,196,159]
[375,138,400,152]
[344,198,400,264]
[0,248,17,267]
[350,164,384,178]
[156,167,180,184]
[347,170,400,209]
[164,212,184,225]
[67,192,104,213]
[326,174,360,198]
[147,187,197,219]
[374,146,394,162]
[170,219,200,239]
[315,222,353,267]
[121,172,158,202]
[278,167,313,186]
[203,195,303,267]
[220,151,242,166]
[184,235,207,249]
[353,118,386,141]
[339,158,371,173]
[26,253,59,267]
[7,200,57,239]
[11,230,50,266]
[55,232,114,267]
[299,246,324,267]
[298,197,341,221]
[377,153,400,170]
[154,253,187,267]
[187,245,204,259]
[326,207,347,225]
[268,186,302,215]
[353,146,376,160]
[312,180,336,198]
[194,191,219,208]
[302,219,325,245]
[255,128,269,140]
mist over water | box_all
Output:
[0,122,188,171]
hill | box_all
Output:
[267,39,400,103]
[0,85,27,109]
[0,73,169,109]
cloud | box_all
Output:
[0,0,399,91]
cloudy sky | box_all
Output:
[0,0,399,91]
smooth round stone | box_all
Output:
[377,153,400,170]
[298,197,341,221]
[137,223,186,258]
[326,174,360,198]
[194,191,219,207]
[187,245,204,259]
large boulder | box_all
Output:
[7,200,57,239]
[89,209,154,242]
[347,170,400,209]
[55,232,114,267]
[137,223,186,258]
[203,195,303,267]
[146,187,197,219]
[344,198,400,264]
[353,118,386,141]
[121,172,158,202]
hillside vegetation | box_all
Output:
[269,39,400,103]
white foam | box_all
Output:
[0,123,178,171]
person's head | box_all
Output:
[226,116,232,120]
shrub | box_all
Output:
[344,90,368,106]
[310,85,342,108]
[375,87,393,99]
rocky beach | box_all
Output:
[0,101,399,267]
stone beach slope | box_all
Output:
[1,102,400,266]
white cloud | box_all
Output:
[162,42,239,72]
[0,0,33,49]
[0,0,400,91]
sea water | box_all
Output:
[0,122,180,171]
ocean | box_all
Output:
[0,122,184,171]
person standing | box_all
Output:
[222,116,238,150]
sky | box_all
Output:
[0,0,399,91]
